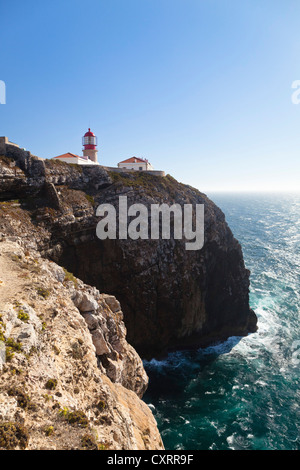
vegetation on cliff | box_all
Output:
[0,239,163,450]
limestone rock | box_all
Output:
[81,312,99,330]
[73,292,99,313]
[102,295,121,313]
[91,329,111,356]
[1,303,42,354]
[0,239,162,450]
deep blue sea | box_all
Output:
[143,193,300,450]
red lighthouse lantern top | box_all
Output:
[82,128,97,149]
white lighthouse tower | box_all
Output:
[82,128,98,163]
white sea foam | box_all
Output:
[147,403,156,410]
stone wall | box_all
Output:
[103,166,166,177]
[0,136,45,176]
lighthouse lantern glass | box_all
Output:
[83,136,97,146]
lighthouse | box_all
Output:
[82,128,98,163]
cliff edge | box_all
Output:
[0,237,163,450]
[0,151,257,359]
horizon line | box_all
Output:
[201,189,300,194]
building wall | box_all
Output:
[54,157,81,164]
[118,161,154,171]
[0,137,25,158]
[0,136,45,175]
[54,156,99,166]
[0,137,9,154]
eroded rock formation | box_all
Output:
[0,238,162,450]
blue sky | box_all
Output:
[1,0,300,192]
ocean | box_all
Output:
[143,192,300,450]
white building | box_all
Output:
[118,157,154,171]
[53,153,99,165]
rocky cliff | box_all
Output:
[0,237,163,450]
[0,152,257,359]
[0,148,258,449]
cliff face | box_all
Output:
[0,238,163,450]
[0,153,257,360]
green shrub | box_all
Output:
[66,410,89,427]
[81,433,98,450]
[59,408,89,428]
[63,268,78,287]
[45,379,58,391]
[7,387,31,410]
[98,442,109,450]
[0,421,29,450]
[44,426,54,437]
[95,400,106,412]
[5,338,22,361]
[37,287,51,299]
[17,309,29,323]
[84,194,95,206]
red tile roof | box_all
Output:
[119,157,148,164]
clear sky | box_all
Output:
[1,0,300,192]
